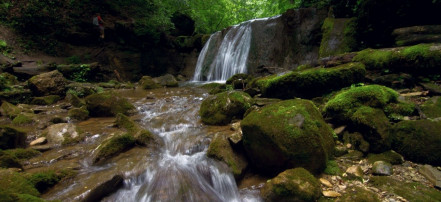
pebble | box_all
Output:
[322,190,341,198]
[30,137,47,146]
[320,178,333,188]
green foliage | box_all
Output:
[323,160,342,175]
[0,169,40,199]
[72,64,91,82]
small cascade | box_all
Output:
[192,20,255,82]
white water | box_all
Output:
[107,90,262,202]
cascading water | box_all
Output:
[104,89,262,202]
[192,19,257,82]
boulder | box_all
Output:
[85,91,135,117]
[138,76,161,89]
[367,150,404,165]
[66,82,104,98]
[252,62,366,99]
[0,101,22,119]
[207,133,248,179]
[199,91,253,125]
[420,96,441,119]
[44,123,79,145]
[27,70,68,96]
[391,120,441,166]
[93,134,136,164]
[260,168,321,202]
[68,107,89,121]
[0,125,26,149]
[241,99,335,175]
[30,95,61,105]
[226,73,254,90]
[65,93,85,108]
[114,113,161,146]
[12,113,35,125]
[152,74,179,87]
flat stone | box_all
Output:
[346,165,364,179]
[419,164,441,189]
[323,190,341,198]
[319,178,333,188]
[372,161,393,176]
[30,137,47,146]
[334,125,346,135]
[30,144,53,152]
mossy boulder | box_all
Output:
[0,169,40,201]
[12,113,35,125]
[336,186,380,202]
[27,171,61,193]
[3,148,40,160]
[260,167,321,202]
[93,134,136,164]
[68,107,89,121]
[139,76,161,89]
[319,18,357,58]
[349,106,392,152]
[44,123,80,145]
[252,62,366,99]
[0,151,22,168]
[0,101,22,119]
[66,93,85,108]
[114,113,160,146]
[324,85,399,123]
[0,126,26,149]
[27,70,68,96]
[199,91,253,125]
[384,102,416,121]
[367,150,404,165]
[66,82,104,98]
[226,73,254,90]
[85,91,135,117]
[152,74,179,87]
[30,95,61,105]
[207,133,248,179]
[241,99,335,175]
[391,120,441,165]
[420,96,441,119]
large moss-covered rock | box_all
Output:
[226,73,254,90]
[207,133,248,179]
[0,169,40,201]
[199,91,253,125]
[27,70,68,96]
[93,134,136,164]
[0,151,22,168]
[324,85,399,123]
[420,96,441,119]
[66,93,85,108]
[114,113,160,146]
[139,76,161,89]
[68,107,89,121]
[319,18,357,57]
[27,170,61,193]
[0,126,26,149]
[391,120,441,165]
[66,82,104,98]
[252,62,366,99]
[349,106,392,152]
[260,167,321,202]
[30,95,61,105]
[12,113,35,125]
[0,101,22,119]
[152,74,179,87]
[85,91,135,117]
[241,99,335,175]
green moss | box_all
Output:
[30,95,61,105]
[12,113,34,125]
[241,99,335,175]
[85,91,135,117]
[0,169,40,199]
[114,113,158,146]
[370,176,441,201]
[353,48,400,70]
[68,107,89,121]
[15,194,46,202]
[323,160,342,176]
[367,150,403,165]
[253,62,366,99]
[3,148,40,160]
[0,73,18,91]
[94,134,136,163]
[0,101,22,119]
[319,18,335,58]
[261,168,321,202]
[115,113,138,133]
[391,120,441,165]
[0,150,22,168]
[199,91,253,125]
[420,96,441,118]
[319,18,357,57]
[384,102,416,121]
[324,85,399,122]
[138,76,161,89]
[27,171,60,193]
[338,186,380,202]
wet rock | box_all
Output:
[333,125,346,136]
[226,73,254,90]
[345,165,364,179]
[85,91,135,117]
[420,96,441,119]
[30,137,47,146]
[260,168,321,202]
[27,70,68,96]
[44,123,79,145]
[68,107,89,121]
[392,25,441,46]
[65,93,85,108]
[0,101,22,119]
[372,161,393,176]
[30,145,53,152]
[323,190,341,198]
[114,113,161,147]
[83,175,124,202]
[228,122,242,145]
[367,150,404,165]
[12,113,35,125]
[152,74,179,87]
[419,164,441,189]
[242,99,334,175]
[30,95,61,105]
[0,125,26,149]
[391,120,441,166]
[207,133,248,179]
[200,91,253,125]
[66,82,103,98]
[93,134,136,164]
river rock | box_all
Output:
[346,165,364,179]
[391,120,441,166]
[320,178,333,188]
[68,107,89,121]
[44,123,79,145]
[85,91,135,117]
[66,82,103,98]
[260,168,321,202]
[242,99,334,175]
[152,74,179,87]
[93,134,136,164]
[30,95,61,105]
[27,70,68,96]
[372,161,393,176]
[323,190,341,198]
[0,125,26,149]
[199,91,253,125]
[419,164,441,189]
[0,101,22,119]
[30,137,47,146]
[207,133,248,179]
[139,76,161,89]
[226,73,254,90]
[83,175,124,202]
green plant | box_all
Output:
[71,64,91,82]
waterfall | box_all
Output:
[192,21,254,82]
